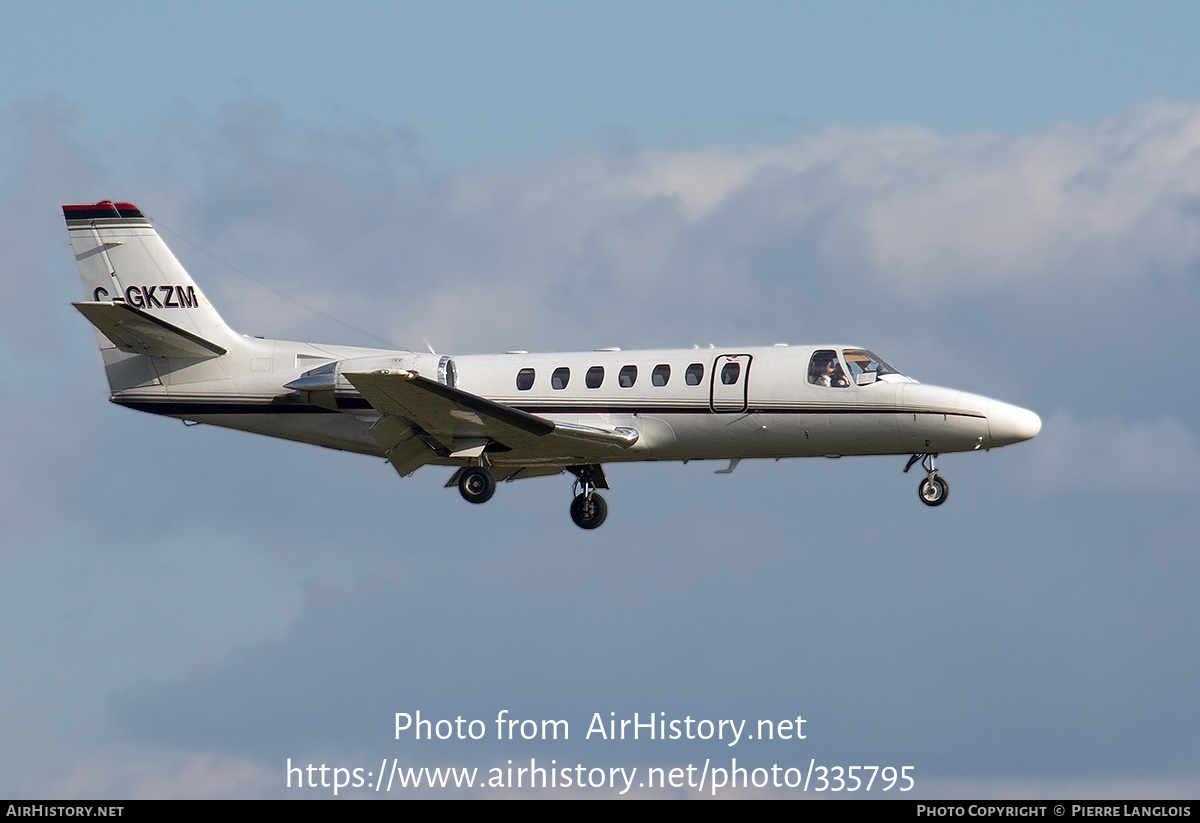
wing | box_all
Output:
[344,370,638,476]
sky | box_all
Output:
[2,2,1199,799]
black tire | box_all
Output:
[918,475,949,507]
[570,492,608,529]
[459,467,496,504]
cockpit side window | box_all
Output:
[807,350,848,388]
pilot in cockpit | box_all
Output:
[809,351,848,388]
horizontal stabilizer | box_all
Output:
[74,301,227,359]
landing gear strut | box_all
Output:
[458,465,496,504]
[568,464,608,529]
[905,453,949,507]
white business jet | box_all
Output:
[66,201,1041,529]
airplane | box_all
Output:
[65,201,1041,530]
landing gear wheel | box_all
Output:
[458,466,496,504]
[919,475,949,506]
[570,492,608,529]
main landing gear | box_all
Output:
[568,465,608,530]
[904,453,949,507]
[453,463,611,529]
[458,465,496,504]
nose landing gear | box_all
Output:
[905,453,949,507]
[918,474,949,506]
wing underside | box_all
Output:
[344,370,638,477]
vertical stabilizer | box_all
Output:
[65,201,249,394]
[64,202,241,352]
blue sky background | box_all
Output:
[2,2,1199,798]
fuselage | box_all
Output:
[108,339,1041,468]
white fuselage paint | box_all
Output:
[110,340,1037,469]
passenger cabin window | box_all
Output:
[586,366,604,389]
[551,367,570,390]
[721,361,740,385]
[619,365,637,388]
[516,368,535,391]
[807,350,848,388]
[685,363,704,386]
[652,364,671,387]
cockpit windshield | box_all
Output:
[841,349,909,384]
[808,348,914,388]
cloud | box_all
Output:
[822,103,1200,295]
[23,96,1194,354]
[917,776,1200,800]
[6,96,1199,799]
[23,753,275,800]
[1030,411,1200,495]
[0,523,305,781]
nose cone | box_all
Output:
[988,401,1042,446]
